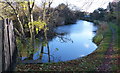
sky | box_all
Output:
[35,0,114,12]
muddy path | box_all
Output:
[97,26,116,72]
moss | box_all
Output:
[93,34,103,45]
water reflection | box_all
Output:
[18,20,97,63]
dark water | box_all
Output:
[20,20,97,63]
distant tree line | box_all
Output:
[88,1,120,26]
[33,3,85,27]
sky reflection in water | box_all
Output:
[39,20,98,63]
[20,20,98,63]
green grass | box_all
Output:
[108,23,120,71]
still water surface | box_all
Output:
[20,20,97,63]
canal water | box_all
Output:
[19,20,98,63]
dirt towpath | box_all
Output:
[97,26,116,72]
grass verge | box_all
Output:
[108,22,120,71]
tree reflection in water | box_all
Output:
[18,31,72,63]
[18,20,97,63]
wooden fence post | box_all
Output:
[0,19,4,73]
[0,18,17,72]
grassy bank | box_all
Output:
[15,21,119,71]
[108,23,120,71]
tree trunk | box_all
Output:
[6,2,25,36]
